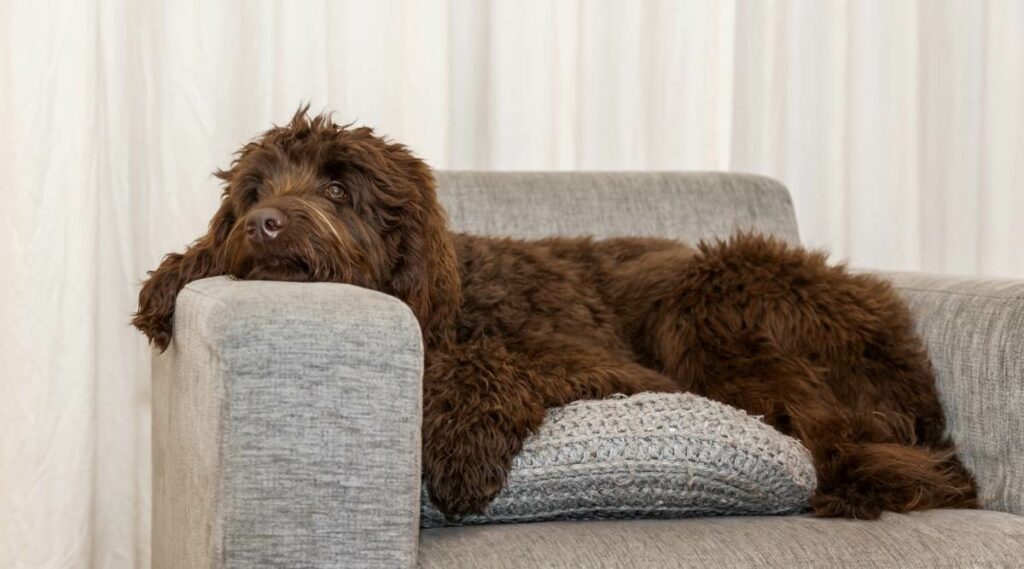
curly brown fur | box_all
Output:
[135,108,978,520]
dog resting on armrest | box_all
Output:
[134,108,977,520]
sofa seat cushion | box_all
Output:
[419,511,1024,569]
[421,393,815,527]
[418,510,1024,568]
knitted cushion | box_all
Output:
[421,392,816,527]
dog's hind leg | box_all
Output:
[809,438,978,519]
[675,345,977,519]
[731,353,977,518]
[805,370,978,518]
[645,233,978,518]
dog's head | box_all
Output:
[201,108,460,344]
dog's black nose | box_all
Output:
[246,207,287,243]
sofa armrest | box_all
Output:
[874,271,1024,515]
[152,277,424,569]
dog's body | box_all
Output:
[135,109,977,520]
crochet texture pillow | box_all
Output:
[421,392,815,527]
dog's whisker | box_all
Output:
[306,203,345,250]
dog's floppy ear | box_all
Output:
[386,168,462,349]
[133,198,235,350]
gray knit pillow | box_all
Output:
[421,392,815,527]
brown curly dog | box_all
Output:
[134,108,977,520]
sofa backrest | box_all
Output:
[434,171,800,245]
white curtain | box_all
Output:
[2,1,1021,567]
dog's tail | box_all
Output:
[810,441,978,519]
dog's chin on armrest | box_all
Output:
[133,105,458,353]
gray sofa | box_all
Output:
[152,172,1024,568]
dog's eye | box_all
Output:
[324,182,348,201]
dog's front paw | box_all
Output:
[425,457,508,519]
[133,255,187,352]
[132,310,173,351]
[422,414,518,518]
[421,340,544,519]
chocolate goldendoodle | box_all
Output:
[135,109,977,520]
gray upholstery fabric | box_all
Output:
[876,271,1024,516]
[435,171,800,244]
[418,509,1024,569]
[421,393,815,527]
[151,277,424,569]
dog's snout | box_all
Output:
[246,207,288,242]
